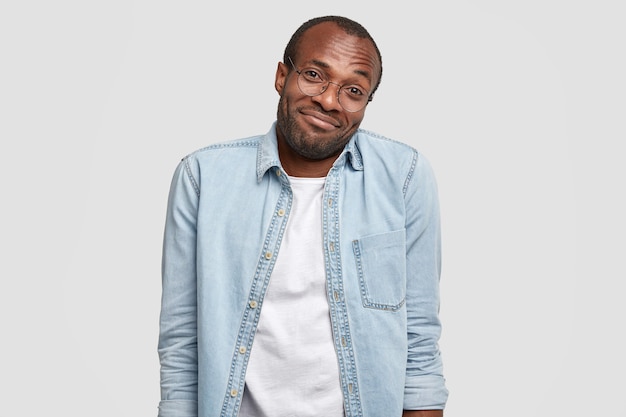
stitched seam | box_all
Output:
[402,149,418,198]
[182,156,200,198]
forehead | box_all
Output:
[296,22,380,81]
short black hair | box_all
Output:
[283,16,383,96]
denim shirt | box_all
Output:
[158,123,448,417]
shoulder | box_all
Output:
[354,129,418,156]
[184,135,263,162]
[171,135,264,189]
[353,129,437,194]
[353,128,422,174]
[179,135,262,171]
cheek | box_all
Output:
[282,77,302,98]
[280,86,303,110]
[346,112,365,128]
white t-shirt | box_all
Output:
[238,176,344,417]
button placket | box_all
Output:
[323,167,362,416]
[221,179,292,416]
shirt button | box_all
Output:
[249,300,258,309]
[275,169,282,176]
[329,242,335,252]
[328,198,333,207]
[230,389,238,397]
[277,208,285,216]
[333,291,339,302]
[239,346,247,354]
[265,251,273,260]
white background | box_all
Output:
[1,1,624,416]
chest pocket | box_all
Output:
[352,229,406,311]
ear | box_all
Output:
[275,61,289,95]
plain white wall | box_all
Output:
[1,1,624,416]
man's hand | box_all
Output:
[402,410,443,417]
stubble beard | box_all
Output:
[276,95,356,161]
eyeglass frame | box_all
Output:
[287,56,374,112]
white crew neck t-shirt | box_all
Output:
[238,176,344,417]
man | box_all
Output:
[158,15,448,417]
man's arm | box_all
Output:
[403,410,443,417]
[158,157,200,417]
[403,151,448,410]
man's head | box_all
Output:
[274,16,382,175]
[282,16,383,97]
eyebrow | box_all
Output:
[310,59,372,81]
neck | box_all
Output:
[277,136,339,178]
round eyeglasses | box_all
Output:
[288,57,373,113]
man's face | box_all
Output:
[275,22,381,161]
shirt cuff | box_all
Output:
[404,375,449,410]
[158,400,198,417]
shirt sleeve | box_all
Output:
[158,156,200,417]
[403,151,449,410]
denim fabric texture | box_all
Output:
[158,122,448,417]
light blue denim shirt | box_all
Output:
[158,123,448,417]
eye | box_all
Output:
[343,85,366,97]
[301,69,324,83]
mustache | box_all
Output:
[298,106,341,126]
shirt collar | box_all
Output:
[256,122,364,182]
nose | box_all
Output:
[311,82,343,112]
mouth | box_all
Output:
[300,108,341,130]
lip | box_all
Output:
[300,109,341,130]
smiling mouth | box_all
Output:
[300,109,340,130]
